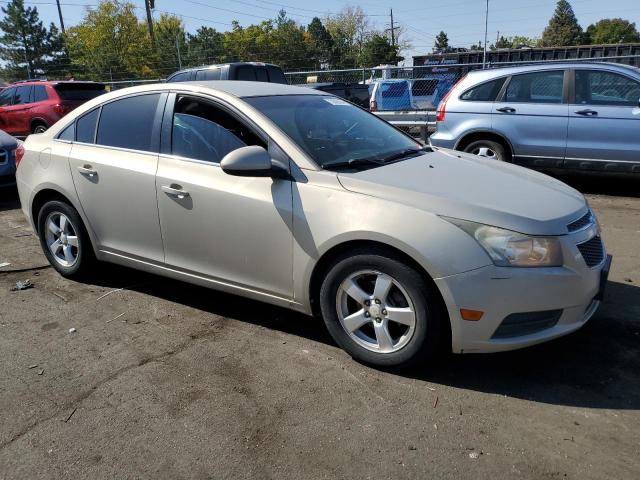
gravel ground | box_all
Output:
[0,176,639,480]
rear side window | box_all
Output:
[168,71,191,82]
[76,109,99,143]
[460,78,506,101]
[33,85,48,102]
[96,94,160,152]
[505,71,564,104]
[195,69,221,81]
[55,83,106,101]
[14,85,32,105]
[58,122,75,141]
[236,66,256,81]
[267,66,287,84]
[256,68,269,82]
[575,70,640,106]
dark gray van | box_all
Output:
[166,62,287,84]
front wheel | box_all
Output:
[463,139,508,161]
[37,200,95,279]
[319,251,444,368]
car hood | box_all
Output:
[337,148,587,236]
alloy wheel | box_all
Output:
[336,270,417,353]
[471,146,498,159]
[44,212,79,267]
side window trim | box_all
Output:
[161,91,270,162]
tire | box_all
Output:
[319,250,444,368]
[463,139,508,161]
[32,123,48,134]
[37,200,95,279]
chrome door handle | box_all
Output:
[161,184,190,199]
[77,165,97,177]
[575,109,598,116]
[496,106,516,113]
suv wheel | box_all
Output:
[319,250,443,368]
[463,139,507,161]
[37,200,95,279]
[32,124,48,134]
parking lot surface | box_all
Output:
[0,177,639,480]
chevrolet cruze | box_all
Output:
[16,81,611,367]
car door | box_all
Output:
[1,86,33,135]
[0,87,16,133]
[155,93,294,299]
[492,69,569,168]
[566,68,640,172]
[68,92,167,262]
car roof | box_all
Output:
[467,61,640,80]
[169,62,282,75]
[8,80,104,87]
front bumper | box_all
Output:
[436,236,609,354]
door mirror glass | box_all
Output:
[220,146,273,177]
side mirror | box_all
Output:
[220,146,289,179]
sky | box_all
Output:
[15,0,640,65]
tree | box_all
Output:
[65,0,155,81]
[541,0,583,47]
[434,31,449,52]
[0,0,60,79]
[585,18,640,44]
[306,17,334,69]
[325,6,369,68]
[154,14,186,74]
[359,32,401,67]
[469,41,483,51]
[186,26,224,67]
[493,35,511,49]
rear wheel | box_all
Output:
[319,250,444,368]
[463,139,508,161]
[32,123,48,134]
[37,200,95,279]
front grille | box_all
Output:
[577,236,605,267]
[492,309,563,339]
[567,210,593,232]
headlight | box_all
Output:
[444,218,563,267]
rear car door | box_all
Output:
[566,68,640,173]
[68,93,167,262]
[492,69,569,168]
[155,93,293,298]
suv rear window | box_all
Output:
[54,83,106,101]
[460,78,506,101]
[267,66,287,84]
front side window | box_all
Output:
[245,95,421,169]
[13,85,32,105]
[505,70,564,104]
[267,66,287,84]
[171,96,265,163]
[575,70,640,106]
[96,94,161,152]
[0,87,15,106]
[460,78,506,101]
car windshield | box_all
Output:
[244,94,421,169]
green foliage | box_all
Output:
[154,13,187,73]
[65,0,155,80]
[434,31,449,52]
[585,18,640,44]
[541,0,583,47]
[0,0,61,80]
[360,33,401,67]
[491,35,540,50]
[185,26,225,67]
[306,17,334,69]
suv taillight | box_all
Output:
[53,103,70,115]
[436,75,466,122]
[14,145,25,169]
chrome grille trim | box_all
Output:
[567,210,594,232]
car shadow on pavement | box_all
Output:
[92,264,640,411]
[0,186,20,212]
[550,173,640,198]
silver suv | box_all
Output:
[430,62,640,174]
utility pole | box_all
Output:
[483,0,489,69]
[55,0,65,33]
[176,35,182,69]
[390,8,395,46]
[496,31,499,45]
[145,0,156,49]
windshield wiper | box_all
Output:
[323,157,387,170]
[378,146,430,163]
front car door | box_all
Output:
[67,92,167,262]
[7,85,34,135]
[0,87,16,133]
[566,67,640,173]
[492,69,569,169]
[155,93,294,300]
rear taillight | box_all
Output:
[14,145,25,169]
[370,100,378,112]
[53,103,70,115]
[436,75,467,122]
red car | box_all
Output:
[0,80,106,137]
